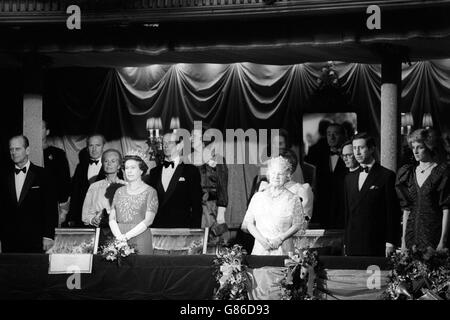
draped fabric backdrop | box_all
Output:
[42,60,450,227]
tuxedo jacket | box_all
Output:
[0,163,58,253]
[145,162,202,228]
[344,163,401,256]
[66,159,105,225]
[44,146,71,203]
[306,146,347,228]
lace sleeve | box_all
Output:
[291,196,307,234]
[146,187,159,219]
[241,192,259,232]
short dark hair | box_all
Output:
[352,132,376,149]
[87,134,106,145]
[318,119,332,136]
[10,135,29,148]
[280,149,298,175]
[123,155,148,176]
[327,123,345,135]
[341,139,353,152]
[272,128,292,150]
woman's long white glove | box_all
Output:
[109,219,125,241]
[125,222,148,241]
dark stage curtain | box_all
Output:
[40,60,450,227]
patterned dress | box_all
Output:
[112,185,158,254]
[396,163,450,249]
[242,188,305,255]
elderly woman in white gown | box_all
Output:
[242,156,307,255]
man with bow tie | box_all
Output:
[343,133,401,257]
[0,135,58,253]
[145,131,202,228]
[63,134,106,227]
[305,123,347,229]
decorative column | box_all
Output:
[23,57,44,166]
[380,54,402,172]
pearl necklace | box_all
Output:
[267,186,284,198]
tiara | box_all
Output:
[124,149,152,170]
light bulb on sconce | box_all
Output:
[422,113,433,129]
[401,112,414,135]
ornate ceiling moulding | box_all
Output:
[0,0,448,24]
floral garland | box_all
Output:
[280,248,326,300]
[212,244,250,300]
[100,239,136,267]
[381,246,450,300]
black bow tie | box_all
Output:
[15,167,26,175]
[330,151,340,156]
[163,160,175,169]
[89,159,99,165]
[360,166,370,173]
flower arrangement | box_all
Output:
[187,239,204,255]
[100,239,136,267]
[212,244,250,300]
[381,246,450,300]
[280,248,326,300]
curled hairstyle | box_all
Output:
[266,156,292,181]
[123,155,148,176]
[407,128,445,161]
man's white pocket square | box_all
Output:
[179,177,185,181]
[31,186,40,189]
[369,185,378,190]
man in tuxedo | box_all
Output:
[64,134,106,227]
[42,120,71,226]
[145,131,202,228]
[0,135,58,253]
[305,123,347,229]
[341,140,360,173]
[344,133,401,257]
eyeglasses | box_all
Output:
[341,154,354,159]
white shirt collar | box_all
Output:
[361,159,376,169]
[166,156,181,167]
[15,160,31,171]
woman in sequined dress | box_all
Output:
[109,153,158,254]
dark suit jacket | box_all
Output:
[0,163,58,253]
[305,146,347,228]
[144,162,202,228]
[66,159,105,226]
[44,146,71,203]
[344,163,401,256]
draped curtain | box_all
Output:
[42,60,450,227]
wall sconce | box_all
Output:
[422,113,433,129]
[170,117,180,134]
[401,112,414,135]
[146,117,163,162]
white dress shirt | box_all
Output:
[330,154,339,172]
[358,160,376,191]
[15,160,31,201]
[162,156,180,191]
[87,158,102,181]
